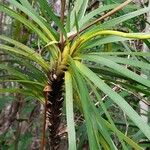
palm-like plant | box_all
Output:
[1,0,150,149]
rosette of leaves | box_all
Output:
[0,0,150,149]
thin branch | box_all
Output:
[69,0,133,40]
[60,0,66,50]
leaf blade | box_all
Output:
[75,61,150,140]
[65,72,77,150]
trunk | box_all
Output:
[44,68,64,150]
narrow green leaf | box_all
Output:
[0,44,49,73]
[70,59,117,150]
[81,30,150,45]
[0,64,29,80]
[0,88,33,96]
[38,0,67,38]
[79,4,119,28]
[70,64,101,149]
[0,88,44,102]
[0,4,50,42]
[77,36,130,53]
[74,12,79,34]
[103,119,143,150]
[19,0,58,38]
[75,61,150,140]
[88,52,150,57]
[8,0,56,41]
[87,81,135,149]
[69,0,84,30]
[103,56,150,70]
[82,55,150,88]
[92,6,150,32]
[65,72,77,150]
[0,79,44,86]
[77,0,88,21]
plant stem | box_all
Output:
[60,0,66,51]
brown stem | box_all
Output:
[47,71,64,150]
[69,0,133,40]
[60,0,66,51]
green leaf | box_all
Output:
[0,4,49,43]
[0,64,29,80]
[81,30,150,45]
[65,72,77,150]
[75,61,150,140]
[70,62,102,149]
[87,80,128,149]
[68,0,84,31]
[70,59,117,150]
[102,56,150,71]
[77,36,130,53]
[19,0,58,38]
[0,88,33,96]
[71,30,150,56]
[0,88,44,102]
[0,44,49,73]
[73,76,105,149]
[88,52,150,57]
[1,56,47,83]
[82,55,150,88]
[92,6,150,32]
[87,80,144,149]
[0,79,44,87]
[79,4,119,28]
[103,119,143,150]
[74,12,79,34]
[38,0,67,38]
[8,0,56,41]
[77,0,88,21]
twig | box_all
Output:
[95,85,121,106]
[108,82,150,106]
